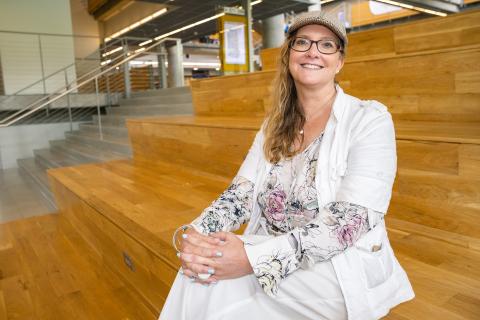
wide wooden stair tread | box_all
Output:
[48,159,229,267]
[128,114,264,130]
[130,115,480,143]
[394,121,480,144]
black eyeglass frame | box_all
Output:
[289,37,344,55]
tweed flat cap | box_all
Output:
[287,10,348,47]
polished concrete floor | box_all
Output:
[0,168,54,223]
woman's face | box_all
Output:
[288,24,344,89]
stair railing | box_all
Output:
[0,37,177,140]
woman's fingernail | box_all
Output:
[215,251,223,257]
[182,234,188,239]
[208,268,215,275]
[176,252,181,258]
[211,280,218,285]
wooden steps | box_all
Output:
[127,115,263,177]
[40,8,480,319]
[44,113,480,317]
[48,159,231,314]
[259,10,480,123]
[0,214,156,319]
[261,9,480,71]
[2,200,479,319]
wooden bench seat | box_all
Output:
[48,158,232,314]
[45,10,480,318]
[125,115,480,248]
[47,113,480,318]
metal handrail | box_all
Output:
[9,46,125,97]
[0,37,176,128]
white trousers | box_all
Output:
[159,258,348,320]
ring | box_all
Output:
[198,273,211,280]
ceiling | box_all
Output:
[92,0,312,44]
[91,0,478,46]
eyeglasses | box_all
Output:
[290,37,342,55]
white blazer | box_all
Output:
[237,84,415,319]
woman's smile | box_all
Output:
[300,63,324,70]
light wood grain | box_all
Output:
[0,214,156,319]
[262,9,480,69]
[190,71,275,117]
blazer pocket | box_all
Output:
[354,227,394,289]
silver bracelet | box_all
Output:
[172,224,193,253]
[172,224,212,281]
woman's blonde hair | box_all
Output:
[263,32,344,163]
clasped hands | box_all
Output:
[178,229,253,285]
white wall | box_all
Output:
[0,122,80,169]
[70,0,100,60]
[0,0,77,94]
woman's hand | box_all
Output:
[179,228,223,284]
[179,231,253,284]
[210,231,254,279]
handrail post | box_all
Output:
[106,73,111,108]
[95,77,103,140]
[64,69,73,132]
[123,40,131,99]
[38,34,49,116]
[1,37,180,128]
[157,45,167,89]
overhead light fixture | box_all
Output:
[100,59,112,66]
[374,0,447,16]
[138,1,263,47]
[137,12,226,45]
[102,46,122,57]
[139,39,153,46]
[105,8,168,42]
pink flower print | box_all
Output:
[266,189,287,222]
[336,214,363,247]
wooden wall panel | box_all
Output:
[459,145,480,179]
[394,10,480,54]
[338,49,480,122]
[261,9,480,70]
[260,48,281,72]
[396,140,459,175]
[50,174,178,314]
[346,26,396,60]
[127,118,259,177]
[455,71,480,94]
[190,71,275,117]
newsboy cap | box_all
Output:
[287,10,348,48]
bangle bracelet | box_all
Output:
[172,224,212,281]
[172,224,193,253]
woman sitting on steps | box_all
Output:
[160,10,414,320]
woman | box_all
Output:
[160,10,414,320]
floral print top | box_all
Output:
[257,133,324,234]
[191,133,385,297]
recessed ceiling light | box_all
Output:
[373,0,447,16]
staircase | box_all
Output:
[17,86,193,209]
